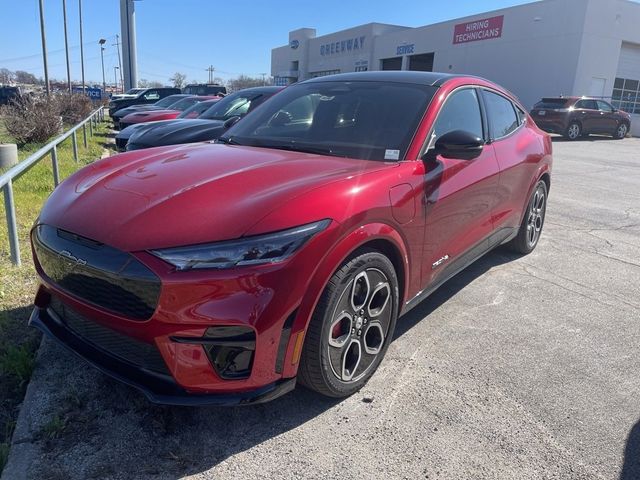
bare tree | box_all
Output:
[169,72,187,89]
[149,80,164,88]
[0,68,14,84]
[14,70,40,85]
[227,75,270,92]
[137,78,150,88]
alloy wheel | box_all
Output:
[567,123,580,140]
[327,268,392,383]
[617,123,628,139]
[526,184,546,247]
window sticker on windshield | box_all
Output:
[384,149,400,160]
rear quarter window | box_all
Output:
[483,91,519,139]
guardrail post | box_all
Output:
[51,145,60,187]
[2,180,21,266]
[83,124,88,148]
[89,118,93,137]
[72,131,79,162]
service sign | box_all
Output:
[453,15,504,44]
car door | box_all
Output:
[421,87,500,287]
[481,89,541,235]
[573,99,599,133]
[596,100,618,133]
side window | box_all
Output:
[483,91,518,139]
[144,90,160,100]
[596,100,614,112]
[432,88,483,142]
[575,99,597,110]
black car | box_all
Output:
[126,86,283,151]
[108,87,181,118]
[183,84,227,96]
[110,94,190,129]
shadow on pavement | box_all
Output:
[550,134,616,143]
[620,419,640,480]
[28,249,520,478]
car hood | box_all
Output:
[129,119,225,147]
[39,143,390,251]
[116,120,177,140]
[114,105,162,117]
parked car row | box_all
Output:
[113,87,282,151]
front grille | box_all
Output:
[49,296,170,375]
[33,225,161,320]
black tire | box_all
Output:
[614,122,629,140]
[506,180,548,254]
[298,250,399,398]
[565,121,581,140]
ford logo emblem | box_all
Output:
[290,39,299,49]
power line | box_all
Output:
[0,36,116,64]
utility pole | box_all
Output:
[38,0,50,95]
[206,65,215,83]
[260,73,266,85]
[78,0,85,92]
[99,39,107,95]
[113,34,124,89]
[62,0,72,92]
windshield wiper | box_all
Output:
[217,136,241,145]
[252,141,345,157]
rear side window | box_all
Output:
[574,99,598,110]
[433,88,483,142]
[483,91,518,139]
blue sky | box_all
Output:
[0,0,538,85]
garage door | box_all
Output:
[613,42,640,136]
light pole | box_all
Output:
[114,66,120,94]
[62,0,72,92]
[78,0,85,92]
[99,39,107,95]
[38,0,50,95]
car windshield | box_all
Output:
[534,98,571,109]
[199,91,267,120]
[178,100,219,118]
[168,97,200,111]
[152,95,183,108]
[219,81,437,161]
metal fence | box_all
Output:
[0,106,106,266]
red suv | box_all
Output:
[30,72,552,405]
[530,96,631,140]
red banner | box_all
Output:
[453,15,504,44]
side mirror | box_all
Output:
[425,130,484,161]
[223,116,241,129]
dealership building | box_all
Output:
[271,0,640,135]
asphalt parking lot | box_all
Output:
[3,136,640,480]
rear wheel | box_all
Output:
[506,180,548,254]
[298,251,399,397]
[614,122,628,139]
[565,122,581,140]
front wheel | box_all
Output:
[298,251,399,398]
[506,180,548,254]
[614,122,628,140]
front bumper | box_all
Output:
[30,306,296,406]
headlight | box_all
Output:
[150,219,330,271]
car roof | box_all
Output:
[302,71,468,87]
[230,86,284,94]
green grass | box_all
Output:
[0,118,113,472]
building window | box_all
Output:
[355,66,368,72]
[309,69,340,78]
[381,57,402,71]
[612,77,640,114]
[408,53,434,72]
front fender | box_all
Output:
[280,222,409,378]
